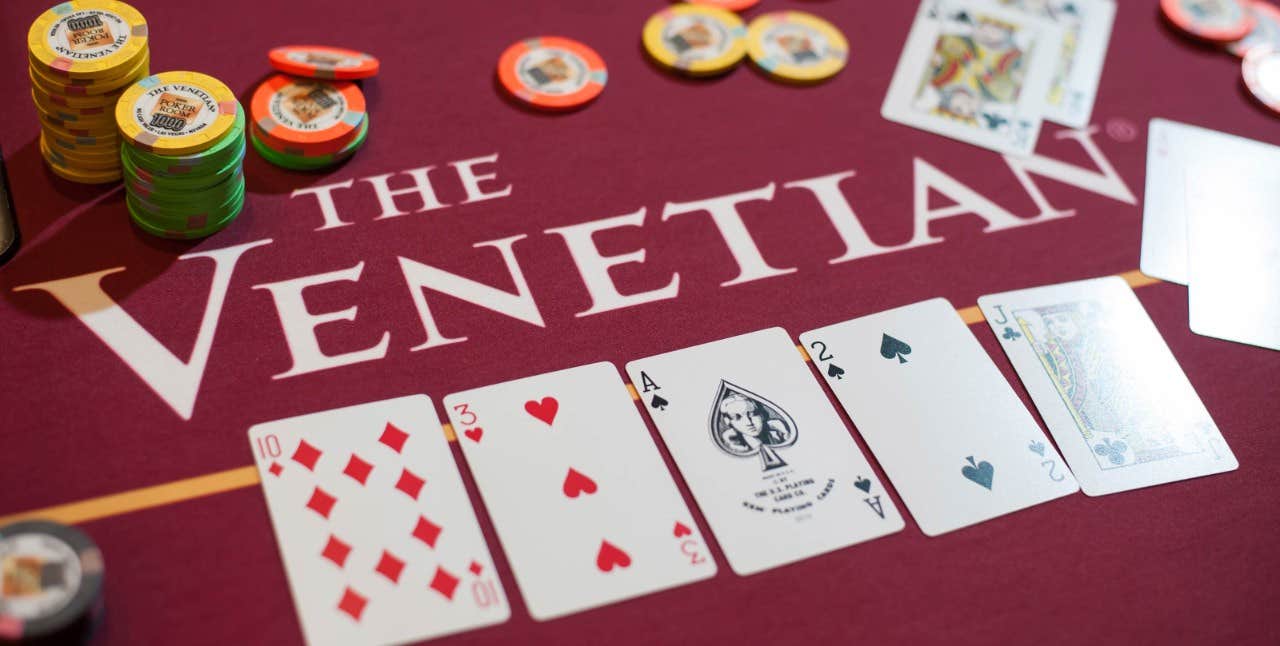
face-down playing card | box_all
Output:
[979,277,1238,496]
[626,328,904,576]
[248,395,509,646]
[801,298,1078,537]
[444,362,716,621]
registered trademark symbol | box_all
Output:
[1105,118,1138,142]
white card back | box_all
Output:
[801,299,1078,536]
[1184,162,1280,351]
[626,328,904,576]
[1141,118,1280,284]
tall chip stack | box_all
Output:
[114,72,246,239]
[27,0,150,184]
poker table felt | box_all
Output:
[1,1,1278,644]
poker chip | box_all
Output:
[497,36,607,110]
[1227,1,1280,57]
[116,86,247,238]
[682,0,760,13]
[1161,0,1256,43]
[1242,44,1280,113]
[0,520,105,643]
[250,74,367,156]
[27,0,148,79]
[643,5,747,77]
[746,11,848,84]
[27,1,150,184]
[251,116,369,170]
[116,71,239,156]
[268,45,381,80]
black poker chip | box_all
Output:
[0,521,104,644]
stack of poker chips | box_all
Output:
[0,520,106,643]
[249,46,379,170]
[27,0,150,184]
[114,71,246,239]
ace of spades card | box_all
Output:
[443,362,715,621]
[626,328,904,576]
[248,395,509,646]
[882,0,1065,156]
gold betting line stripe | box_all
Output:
[0,270,1165,528]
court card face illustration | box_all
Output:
[248,395,509,646]
[801,299,1078,537]
[626,328,904,576]
[444,362,716,621]
[995,0,1115,127]
[882,0,1065,156]
[979,277,1238,496]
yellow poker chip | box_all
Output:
[746,11,848,84]
[643,5,747,77]
[116,71,239,156]
[27,0,149,80]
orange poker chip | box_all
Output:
[497,36,607,111]
[1161,0,1255,43]
[268,45,380,80]
[682,0,761,12]
[250,74,366,156]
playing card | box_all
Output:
[882,0,1065,156]
[800,299,1078,537]
[248,395,509,646]
[1140,118,1280,285]
[994,0,1115,128]
[625,328,904,576]
[443,362,715,621]
[979,277,1238,496]
[1184,160,1280,351]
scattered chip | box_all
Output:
[27,0,149,79]
[1161,0,1256,43]
[1227,0,1280,57]
[1243,44,1280,114]
[0,520,105,642]
[251,74,366,155]
[746,11,848,84]
[268,45,380,79]
[497,36,607,110]
[643,5,747,77]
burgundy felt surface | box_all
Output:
[1,1,1278,644]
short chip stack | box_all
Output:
[250,46,378,170]
[1160,0,1280,117]
[27,0,150,184]
[115,71,246,239]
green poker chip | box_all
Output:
[126,181,244,238]
[251,116,369,170]
[122,147,244,194]
[127,171,243,212]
